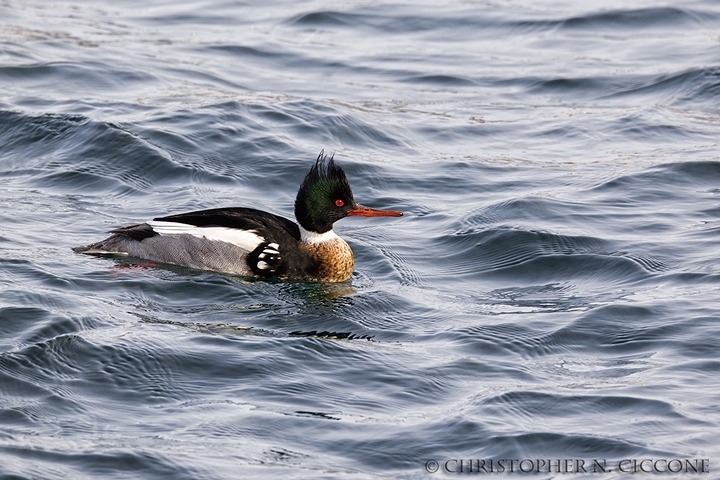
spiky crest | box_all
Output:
[294,151,356,233]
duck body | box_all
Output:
[74,153,401,282]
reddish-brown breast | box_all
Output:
[299,237,354,282]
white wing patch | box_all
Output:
[148,221,265,251]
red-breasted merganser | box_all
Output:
[73,152,403,282]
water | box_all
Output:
[1,1,719,478]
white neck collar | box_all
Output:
[299,226,339,244]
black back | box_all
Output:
[155,207,301,240]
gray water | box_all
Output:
[1,1,719,478]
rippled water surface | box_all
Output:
[1,1,720,478]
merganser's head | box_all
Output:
[294,151,402,235]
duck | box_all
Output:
[73,152,403,282]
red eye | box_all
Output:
[335,199,344,207]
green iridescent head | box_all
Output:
[294,151,357,234]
